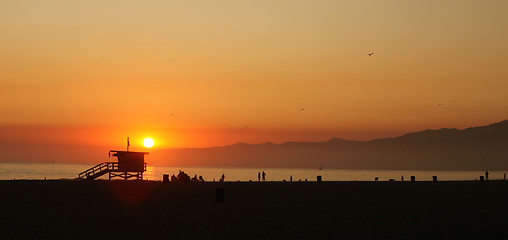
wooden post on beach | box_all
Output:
[163,174,169,183]
[216,188,225,203]
[411,176,415,182]
[433,176,437,182]
[317,176,322,183]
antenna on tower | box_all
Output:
[127,137,130,151]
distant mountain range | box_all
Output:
[152,120,508,170]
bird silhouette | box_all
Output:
[368,52,374,56]
[300,108,305,111]
[438,104,443,106]
[243,125,249,128]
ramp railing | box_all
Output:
[78,162,118,179]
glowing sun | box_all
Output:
[143,138,154,148]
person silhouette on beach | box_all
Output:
[220,174,225,182]
[262,171,266,181]
[485,171,489,180]
[401,176,404,182]
[258,172,261,181]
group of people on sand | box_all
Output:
[170,170,205,183]
[170,170,228,183]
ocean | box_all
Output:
[0,162,503,181]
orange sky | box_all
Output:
[1,1,508,150]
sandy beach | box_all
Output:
[2,180,508,239]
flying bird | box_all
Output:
[300,108,305,111]
[243,125,249,128]
[438,104,443,106]
[368,52,374,56]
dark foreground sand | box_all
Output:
[1,180,508,240]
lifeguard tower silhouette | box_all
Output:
[79,138,148,180]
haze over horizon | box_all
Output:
[2,119,508,169]
[1,118,508,151]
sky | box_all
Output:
[1,0,508,154]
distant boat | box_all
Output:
[319,164,323,171]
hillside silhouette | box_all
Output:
[154,120,508,170]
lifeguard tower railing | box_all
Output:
[78,161,147,180]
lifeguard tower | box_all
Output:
[79,150,148,180]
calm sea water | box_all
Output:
[0,163,504,181]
